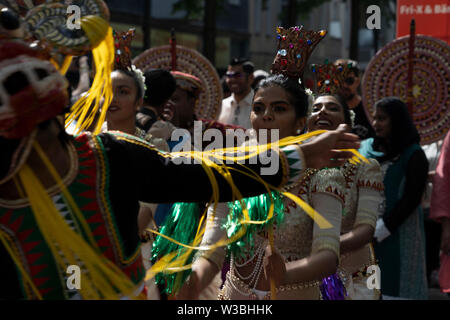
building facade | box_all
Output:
[105,0,252,71]
[104,0,396,76]
[247,0,396,74]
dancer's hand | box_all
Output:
[300,124,360,169]
[177,272,200,300]
[260,244,286,289]
[148,120,176,141]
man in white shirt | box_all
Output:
[218,58,255,129]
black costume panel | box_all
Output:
[101,132,286,204]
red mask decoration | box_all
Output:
[0,40,69,139]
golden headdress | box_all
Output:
[271,26,327,85]
[311,61,357,94]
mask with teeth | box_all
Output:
[0,40,68,139]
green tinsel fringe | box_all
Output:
[151,192,284,295]
[151,202,201,296]
[224,191,285,259]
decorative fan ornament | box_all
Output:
[133,45,222,120]
[362,35,449,145]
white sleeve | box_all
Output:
[195,202,230,269]
[355,188,384,229]
[310,193,342,257]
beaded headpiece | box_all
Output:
[113,28,134,70]
[310,61,355,95]
[309,61,357,127]
[271,26,327,84]
[171,71,203,98]
[113,28,146,98]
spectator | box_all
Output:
[430,131,450,294]
[221,76,231,99]
[421,138,445,288]
[359,97,429,299]
[136,69,176,132]
[218,58,255,129]
[334,59,375,139]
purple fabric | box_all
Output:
[320,273,347,300]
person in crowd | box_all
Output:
[421,137,445,288]
[218,58,255,129]
[430,130,450,295]
[221,75,231,100]
[307,93,384,300]
[168,27,349,300]
[175,74,345,300]
[135,69,176,133]
[359,97,429,299]
[334,59,375,139]
[102,30,170,299]
[66,55,92,106]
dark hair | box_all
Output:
[115,69,144,103]
[229,57,255,75]
[254,74,308,118]
[315,93,353,127]
[143,69,176,106]
[373,97,420,159]
[0,136,20,181]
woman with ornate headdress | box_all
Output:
[103,29,171,299]
[306,63,384,299]
[170,27,350,300]
[103,29,169,151]
[0,2,363,299]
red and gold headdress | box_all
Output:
[113,28,146,98]
[271,26,327,84]
[113,28,134,70]
[166,31,203,99]
[310,61,355,95]
[171,70,203,98]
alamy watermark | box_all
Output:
[66,265,81,290]
[366,5,381,30]
[169,121,280,176]
[366,264,381,290]
[66,5,81,30]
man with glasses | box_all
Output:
[218,58,255,129]
[334,59,375,139]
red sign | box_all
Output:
[397,0,450,43]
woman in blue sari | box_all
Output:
[359,97,429,299]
